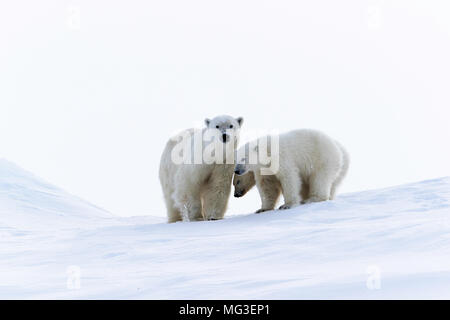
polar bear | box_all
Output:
[159,115,244,223]
[233,129,349,212]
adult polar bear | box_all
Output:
[159,115,243,223]
[234,129,349,212]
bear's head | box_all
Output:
[234,143,258,176]
[233,171,255,198]
[204,115,243,144]
[234,135,279,176]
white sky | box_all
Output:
[1,0,450,217]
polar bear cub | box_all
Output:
[159,115,243,223]
[234,129,349,212]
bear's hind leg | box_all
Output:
[300,181,310,204]
[304,171,333,203]
[329,147,350,200]
[329,182,339,200]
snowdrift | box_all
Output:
[0,159,449,299]
[0,159,112,230]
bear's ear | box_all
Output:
[204,118,211,127]
[236,117,244,127]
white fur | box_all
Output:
[159,115,243,223]
[234,129,349,211]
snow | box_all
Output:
[0,159,449,299]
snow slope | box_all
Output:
[0,159,449,299]
[0,159,113,230]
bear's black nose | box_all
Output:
[222,133,229,142]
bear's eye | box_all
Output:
[216,125,219,129]
[229,124,233,128]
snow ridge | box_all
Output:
[0,159,449,299]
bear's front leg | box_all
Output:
[176,194,203,222]
[277,171,301,210]
[255,175,281,213]
[173,174,204,222]
[202,184,231,221]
